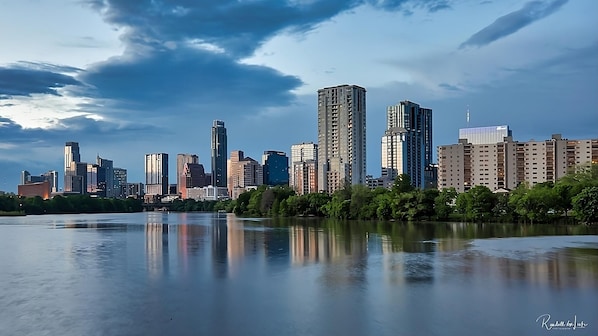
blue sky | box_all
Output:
[1,0,596,192]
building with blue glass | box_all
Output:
[262,151,289,186]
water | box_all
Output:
[1,212,597,336]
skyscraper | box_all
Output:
[290,142,318,195]
[317,85,366,193]
[382,100,433,189]
[145,153,169,195]
[177,154,199,195]
[113,167,127,198]
[64,141,83,193]
[262,151,289,186]
[211,120,227,187]
[97,156,114,197]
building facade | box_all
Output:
[211,120,227,187]
[290,142,318,194]
[438,134,598,192]
[145,153,169,195]
[64,141,83,193]
[227,150,263,199]
[459,125,512,145]
[180,163,210,199]
[114,168,127,198]
[177,154,199,195]
[262,151,289,186]
[317,85,366,193]
[382,101,433,189]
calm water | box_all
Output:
[1,212,597,336]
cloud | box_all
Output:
[460,0,568,49]
[0,62,83,97]
[79,47,303,117]
[438,83,461,91]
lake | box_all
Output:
[1,212,597,336]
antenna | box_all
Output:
[466,105,470,128]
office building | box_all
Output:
[20,170,58,193]
[438,133,598,192]
[86,163,100,194]
[97,156,115,198]
[227,150,263,199]
[64,141,84,193]
[177,154,199,195]
[114,168,127,198]
[211,120,227,187]
[180,163,210,199]
[382,100,433,189]
[127,183,144,198]
[145,153,169,195]
[317,85,366,193]
[262,151,289,186]
[290,142,318,194]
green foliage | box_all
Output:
[455,186,497,222]
[228,163,598,224]
[0,195,143,215]
[434,188,457,221]
[572,186,598,224]
[392,174,414,194]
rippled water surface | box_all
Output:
[1,212,597,336]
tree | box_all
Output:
[572,186,598,224]
[434,188,457,221]
[392,174,414,194]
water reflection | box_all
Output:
[1,213,597,336]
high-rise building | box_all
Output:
[177,154,199,195]
[64,141,84,193]
[41,170,59,193]
[290,142,318,195]
[114,168,127,198]
[211,120,227,187]
[317,85,366,193]
[180,163,209,199]
[262,151,289,186]
[227,150,263,199]
[145,153,169,195]
[382,100,433,189]
[87,163,100,194]
[97,156,115,198]
[438,133,598,192]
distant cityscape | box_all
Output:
[15,84,598,202]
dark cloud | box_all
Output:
[79,47,303,116]
[0,63,83,97]
[82,0,450,57]
[460,0,568,49]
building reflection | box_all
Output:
[453,249,598,289]
[145,213,169,278]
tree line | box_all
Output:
[230,164,598,224]
[0,195,143,215]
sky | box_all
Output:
[0,0,596,193]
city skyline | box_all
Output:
[1,0,596,192]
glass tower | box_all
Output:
[383,101,433,189]
[211,120,227,187]
[145,153,169,195]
